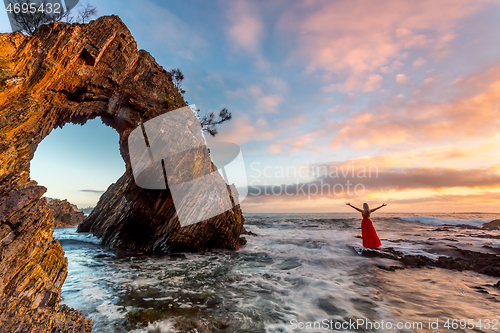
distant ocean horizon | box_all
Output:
[55,212,500,332]
[238,211,500,217]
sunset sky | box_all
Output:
[2,0,500,213]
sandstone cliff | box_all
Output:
[0,15,245,331]
[47,199,85,228]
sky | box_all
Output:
[2,0,500,213]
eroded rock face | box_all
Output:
[0,181,92,331]
[0,15,245,331]
[47,199,85,228]
[78,170,246,252]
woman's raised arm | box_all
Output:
[346,203,363,213]
[370,203,387,213]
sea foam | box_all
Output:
[395,216,488,227]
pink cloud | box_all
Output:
[278,0,494,91]
[323,73,384,93]
[249,85,285,114]
[214,115,279,145]
[227,0,264,54]
[423,77,434,84]
[287,130,325,153]
[396,74,409,83]
[256,95,284,114]
[380,60,404,73]
[413,57,427,67]
[267,143,283,154]
[227,83,286,114]
[329,64,500,149]
[363,74,384,92]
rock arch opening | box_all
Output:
[31,118,125,221]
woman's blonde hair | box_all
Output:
[363,203,370,217]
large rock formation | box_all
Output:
[78,166,246,253]
[0,15,245,331]
[47,199,85,228]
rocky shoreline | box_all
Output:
[354,219,500,295]
[359,244,500,277]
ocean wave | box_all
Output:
[57,239,103,248]
[245,218,356,228]
[129,320,176,333]
[53,227,103,245]
[395,216,488,227]
[58,213,500,332]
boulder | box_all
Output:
[483,219,500,230]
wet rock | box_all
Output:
[172,316,237,333]
[242,228,258,236]
[472,286,489,294]
[317,297,347,316]
[482,245,500,254]
[358,246,500,277]
[460,233,500,240]
[434,220,500,231]
[275,257,302,270]
[376,264,405,272]
[483,219,500,230]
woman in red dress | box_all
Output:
[346,202,387,248]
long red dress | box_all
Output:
[361,213,381,248]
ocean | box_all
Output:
[54,213,500,332]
